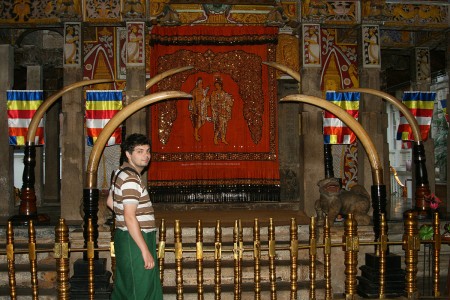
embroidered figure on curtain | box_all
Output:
[189,77,210,142]
[210,76,234,145]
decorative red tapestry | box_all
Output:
[148,26,280,203]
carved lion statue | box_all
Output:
[315,177,371,226]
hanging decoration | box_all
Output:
[85,90,123,147]
[397,91,436,143]
[148,25,280,203]
[7,90,44,146]
[323,91,360,144]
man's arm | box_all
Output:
[123,204,155,269]
[106,191,113,210]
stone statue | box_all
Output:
[315,177,371,226]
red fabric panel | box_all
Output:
[148,26,279,188]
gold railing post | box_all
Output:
[290,218,298,300]
[268,218,277,300]
[309,216,317,300]
[432,212,441,297]
[239,220,243,298]
[54,218,70,300]
[174,220,184,300]
[28,220,38,300]
[87,218,95,300]
[158,219,166,286]
[233,220,242,299]
[403,211,419,299]
[343,213,359,299]
[253,218,261,300]
[6,221,17,300]
[214,220,222,300]
[196,220,204,300]
[323,216,332,299]
[379,214,388,298]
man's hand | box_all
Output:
[142,249,155,269]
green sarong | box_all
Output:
[112,230,163,300]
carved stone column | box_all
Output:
[358,25,390,209]
[278,79,301,207]
[412,47,435,217]
[43,71,61,205]
[0,45,15,217]
[301,67,325,216]
[125,22,147,136]
[125,22,147,183]
[61,22,84,221]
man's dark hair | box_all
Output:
[120,133,151,164]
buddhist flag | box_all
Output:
[85,90,123,146]
[7,90,44,146]
[323,91,360,144]
[397,91,435,142]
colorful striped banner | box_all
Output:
[85,90,123,146]
[397,91,436,142]
[7,90,44,145]
[323,91,360,144]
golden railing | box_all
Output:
[0,211,447,299]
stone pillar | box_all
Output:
[411,47,435,199]
[26,66,44,207]
[358,72,390,193]
[301,68,325,217]
[43,73,61,205]
[125,22,147,136]
[125,22,147,183]
[61,23,85,222]
[125,67,147,135]
[358,26,390,203]
[0,45,15,217]
[278,79,301,208]
[61,68,84,221]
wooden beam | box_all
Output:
[169,0,276,6]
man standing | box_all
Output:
[107,133,162,299]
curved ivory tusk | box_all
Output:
[86,90,192,189]
[341,87,422,142]
[145,66,194,91]
[263,61,301,82]
[27,79,114,144]
[282,94,383,185]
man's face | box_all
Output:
[126,144,151,169]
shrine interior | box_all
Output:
[0,0,449,299]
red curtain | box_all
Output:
[148,26,280,202]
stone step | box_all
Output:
[161,280,327,299]
[0,286,57,300]
[0,262,56,288]
[161,258,324,286]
